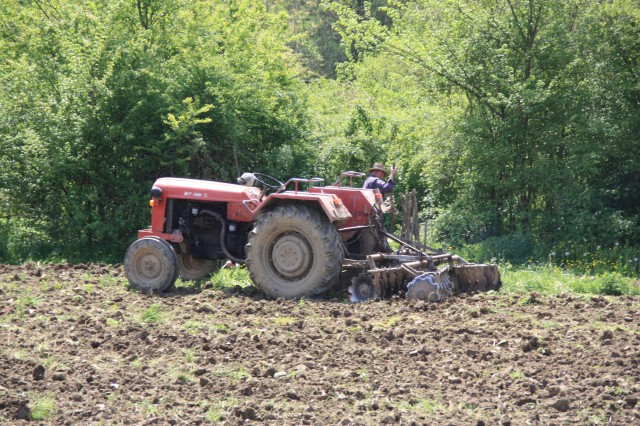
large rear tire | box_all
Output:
[178,255,220,281]
[124,237,178,292]
[246,205,343,299]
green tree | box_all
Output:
[0,0,309,261]
[326,0,640,248]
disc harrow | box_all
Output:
[346,232,501,303]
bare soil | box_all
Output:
[1,262,639,425]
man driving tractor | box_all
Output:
[363,162,398,197]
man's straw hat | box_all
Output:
[368,162,389,176]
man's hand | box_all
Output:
[390,164,398,179]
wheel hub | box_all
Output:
[271,233,311,278]
[139,253,162,280]
[356,282,374,298]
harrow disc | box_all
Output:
[406,272,452,302]
[450,264,501,292]
[370,267,406,298]
[348,273,377,303]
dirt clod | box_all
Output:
[551,399,571,412]
[32,365,45,381]
[16,404,30,420]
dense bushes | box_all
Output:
[325,0,640,260]
[0,0,308,262]
[0,0,638,268]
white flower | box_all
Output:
[564,251,570,256]
[635,258,638,262]
[615,242,619,246]
[597,245,601,250]
[583,253,588,257]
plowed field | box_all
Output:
[1,263,638,425]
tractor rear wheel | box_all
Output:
[178,255,220,281]
[124,237,178,292]
[246,205,343,299]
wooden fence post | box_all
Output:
[397,189,429,249]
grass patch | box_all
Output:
[106,318,120,328]
[34,342,51,356]
[411,398,446,415]
[205,406,223,423]
[272,315,297,327]
[19,295,44,309]
[585,321,634,335]
[208,266,252,290]
[214,323,230,333]
[29,392,56,420]
[204,397,240,423]
[183,320,208,335]
[541,320,561,329]
[169,367,196,384]
[39,280,51,292]
[459,239,639,278]
[212,365,251,381]
[356,367,368,381]
[148,356,167,368]
[98,275,122,288]
[183,348,197,364]
[501,264,640,296]
[508,370,526,380]
[139,304,164,324]
[144,400,161,416]
[371,315,402,332]
[229,366,251,380]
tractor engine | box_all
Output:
[176,202,249,263]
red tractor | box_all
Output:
[124,172,500,301]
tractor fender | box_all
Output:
[253,192,352,226]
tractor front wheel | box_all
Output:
[246,205,343,299]
[124,237,179,292]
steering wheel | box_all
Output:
[341,171,366,178]
[332,171,366,187]
[252,173,284,192]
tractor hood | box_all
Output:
[152,177,261,203]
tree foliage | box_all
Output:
[0,0,638,263]
[326,0,640,249]
[0,0,307,261]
